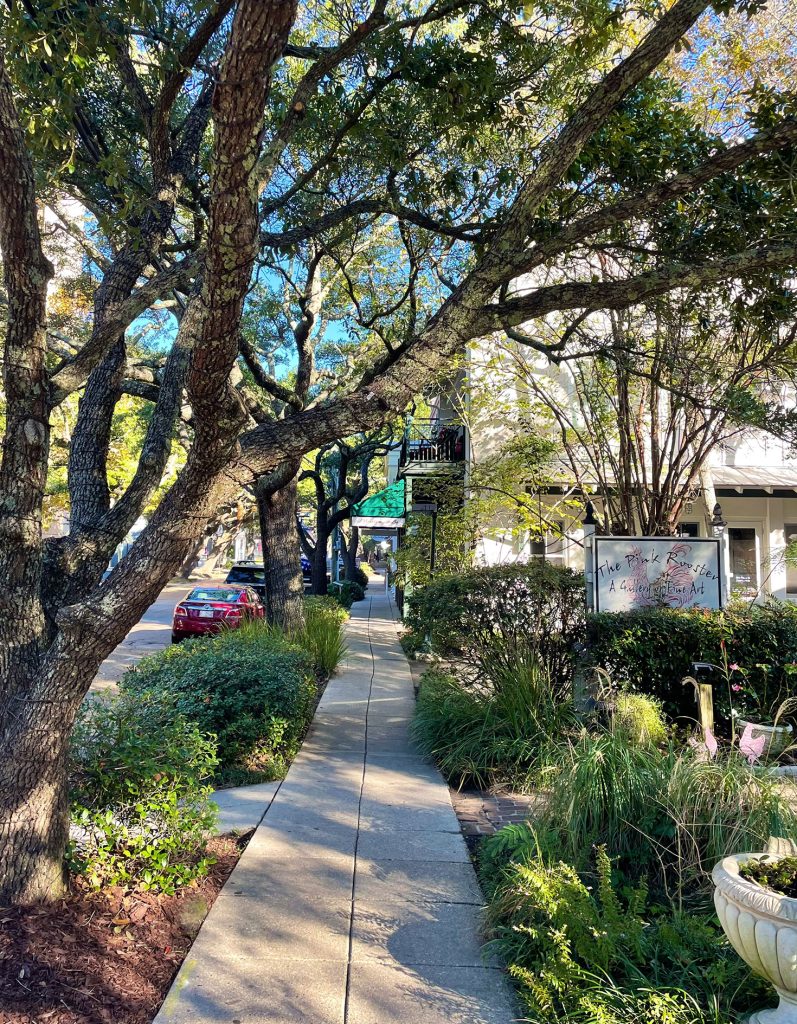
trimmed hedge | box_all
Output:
[405,562,586,685]
[121,624,316,773]
[587,602,797,722]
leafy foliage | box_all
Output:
[121,623,315,778]
[411,661,573,790]
[740,855,797,898]
[483,846,767,1024]
[405,562,585,687]
[328,579,365,608]
[587,603,797,725]
[68,691,218,893]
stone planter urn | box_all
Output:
[713,853,797,1023]
[738,720,794,760]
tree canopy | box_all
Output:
[1,0,797,902]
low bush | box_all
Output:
[68,691,218,893]
[328,579,366,607]
[121,623,315,779]
[587,602,797,723]
[613,692,669,747]
[411,659,574,790]
[347,565,369,588]
[299,596,348,677]
[405,562,585,686]
[482,845,767,1024]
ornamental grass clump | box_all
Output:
[411,653,573,790]
[296,595,348,678]
[531,731,797,902]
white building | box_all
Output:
[390,338,797,604]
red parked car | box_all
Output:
[172,585,265,643]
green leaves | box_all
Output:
[68,690,219,893]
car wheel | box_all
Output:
[172,631,186,644]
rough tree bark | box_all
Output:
[0,49,62,900]
[0,0,298,903]
[255,459,305,632]
[341,523,360,580]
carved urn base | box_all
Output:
[713,854,797,1024]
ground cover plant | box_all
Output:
[121,622,316,786]
[481,843,769,1024]
[68,692,218,894]
[739,855,797,898]
[476,714,797,1024]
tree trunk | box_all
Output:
[0,702,73,903]
[312,523,329,595]
[345,524,360,579]
[256,461,305,632]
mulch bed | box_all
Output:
[0,832,251,1024]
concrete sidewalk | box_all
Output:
[155,585,518,1024]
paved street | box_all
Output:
[154,587,517,1024]
[90,580,198,693]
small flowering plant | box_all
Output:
[714,629,797,729]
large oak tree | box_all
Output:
[1,0,797,902]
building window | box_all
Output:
[785,523,797,595]
[529,522,565,561]
[728,527,758,596]
[678,522,700,538]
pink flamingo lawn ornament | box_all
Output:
[738,722,767,764]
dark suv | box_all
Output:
[226,559,314,597]
[225,562,266,599]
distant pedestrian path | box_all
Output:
[155,583,518,1024]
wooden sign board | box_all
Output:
[594,536,723,613]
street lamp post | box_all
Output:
[710,502,728,606]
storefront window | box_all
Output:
[728,527,758,596]
[785,523,797,595]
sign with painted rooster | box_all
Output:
[593,537,723,613]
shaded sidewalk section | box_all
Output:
[155,583,518,1024]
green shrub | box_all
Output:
[347,565,369,588]
[586,603,797,724]
[613,693,669,747]
[298,596,348,677]
[405,562,585,686]
[328,579,365,608]
[411,658,574,790]
[483,846,766,1024]
[121,623,315,776]
[68,691,218,893]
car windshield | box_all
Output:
[186,588,241,603]
[227,567,265,583]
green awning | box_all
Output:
[351,480,405,528]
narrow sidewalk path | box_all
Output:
[155,584,518,1024]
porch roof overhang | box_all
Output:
[710,466,797,493]
[351,480,406,528]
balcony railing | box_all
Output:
[399,419,466,467]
